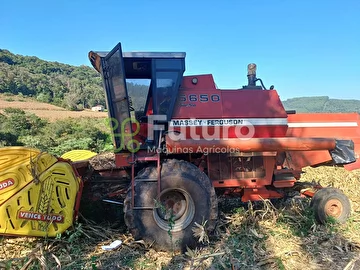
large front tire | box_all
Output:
[124,159,218,252]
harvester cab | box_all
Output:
[84,42,358,252]
[88,43,185,151]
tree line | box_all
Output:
[0,49,149,111]
[0,108,113,156]
[0,49,106,110]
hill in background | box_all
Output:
[0,48,105,110]
[0,49,146,111]
[1,48,359,113]
[283,96,360,113]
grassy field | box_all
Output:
[0,166,359,270]
[0,94,107,121]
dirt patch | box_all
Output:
[0,98,67,111]
[0,95,107,121]
[20,109,107,121]
[89,153,116,170]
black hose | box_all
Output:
[255,78,267,90]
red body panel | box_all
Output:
[166,136,337,153]
[287,113,360,170]
[171,75,288,139]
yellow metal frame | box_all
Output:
[0,147,81,237]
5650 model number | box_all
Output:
[179,94,220,103]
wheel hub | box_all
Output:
[154,188,195,232]
[325,199,343,218]
[157,190,187,221]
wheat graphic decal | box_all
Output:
[37,177,54,231]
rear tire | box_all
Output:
[311,188,351,224]
[124,159,218,252]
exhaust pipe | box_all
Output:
[247,63,257,87]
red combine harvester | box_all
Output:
[0,42,359,252]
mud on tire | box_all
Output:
[123,159,218,252]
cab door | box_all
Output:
[101,43,134,152]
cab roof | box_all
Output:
[88,50,186,73]
[92,51,186,59]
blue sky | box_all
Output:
[1,0,359,100]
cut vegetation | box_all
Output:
[0,166,359,270]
